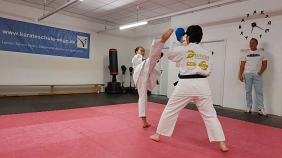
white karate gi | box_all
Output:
[132,39,164,117]
[156,42,225,142]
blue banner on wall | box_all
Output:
[0,17,90,58]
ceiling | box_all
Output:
[3,0,246,38]
[3,0,241,27]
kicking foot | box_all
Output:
[143,123,151,128]
[160,29,174,43]
[150,133,160,142]
[219,142,229,152]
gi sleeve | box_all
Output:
[167,42,184,63]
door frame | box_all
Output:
[158,47,169,96]
[201,38,227,107]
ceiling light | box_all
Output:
[119,21,148,30]
[97,0,238,33]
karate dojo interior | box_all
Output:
[0,0,281,157]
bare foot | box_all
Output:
[219,141,229,152]
[160,29,174,43]
[143,123,151,128]
[141,117,151,128]
[150,133,160,142]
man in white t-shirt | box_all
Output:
[239,38,268,116]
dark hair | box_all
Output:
[250,38,258,44]
[135,46,143,54]
[185,25,203,44]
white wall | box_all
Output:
[133,22,171,53]
[0,1,134,91]
[169,0,282,116]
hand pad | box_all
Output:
[175,28,185,42]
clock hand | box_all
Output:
[255,26,264,30]
[251,22,256,34]
[251,27,254,33]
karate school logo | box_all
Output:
[186,50,197,70]
[198,60,209,70]
[186,50,209,70]
[77,36,88,49]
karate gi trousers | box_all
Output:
[156,78,226,142]
[133,40,164,117]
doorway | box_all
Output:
[151,48,169,96]
[201,40,226,106]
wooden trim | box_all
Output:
[94,85,99,93]
[51,85,54,93]
[0,84,105,97]
[0,84,105,87]
[0,91,98,97]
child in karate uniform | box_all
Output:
[132,29,173,128]
[150,25,228,152]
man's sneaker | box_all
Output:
[245,108,251,113]
[258,109,268,117]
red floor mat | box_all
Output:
[0,102,281,158]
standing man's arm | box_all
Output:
[239,52,246,82]
[239,61,246,82]
[258,60,267,75]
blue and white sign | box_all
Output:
[0,17,90,58]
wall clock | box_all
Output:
[239,10,271,40]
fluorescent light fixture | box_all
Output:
[38,0,79,22]
[97,0,238,33]
[119,21,148,30]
